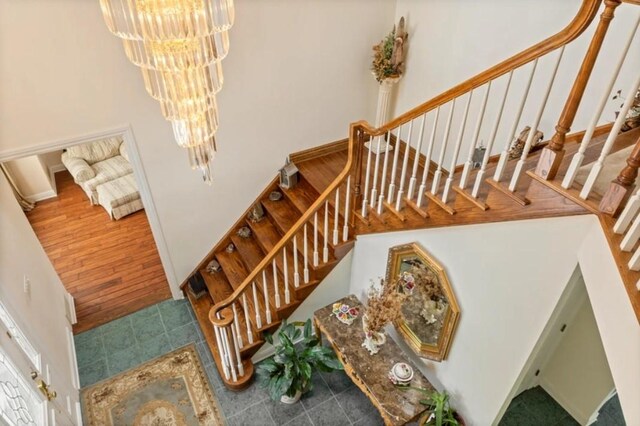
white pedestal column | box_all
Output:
[365,76,401,153]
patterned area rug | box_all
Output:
[81,344,223,425]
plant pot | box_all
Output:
[280,390,302,404]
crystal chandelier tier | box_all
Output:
[99,0,234,184]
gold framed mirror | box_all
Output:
[386,242,460,361]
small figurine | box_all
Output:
[225,243,235,253]
[269,191,283,201]
[206,259,221,274]
[237,226,252,239]
[248,203,265,223]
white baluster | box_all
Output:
[251,282,262,329]
[283,247,290,305]
[416,107,440,208]
[323,200,329,263]
[443,92,473,202]
[220,325,237,382]
[213,325,230,380]
[370,135,384,208]
[494,58,538,182]
[361,132,374,216]
[241,294,254,344]
[509,46,565,191]
[377,131,392,214]
[272,259,281,308]
[460,82,491,189]
[629,248,640,271]
[293,236,300,288]
[388,125,403,202]
[563,15,640,189]
[473,71,513,198]
[232,302,243,348]
[408,114,427,200]
[343,176,351,242]
[313,212,319,267]
[580,72,640,199]
[614,189,640,234]
[333,189,340,245]
[262,270,272,324]
[431,100,456,195]
[395,120,415,210]
[303,224,309,283]
[621,214,640,251]
[230,325,244,377]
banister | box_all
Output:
[209,121,364,327]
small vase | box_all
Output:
[361,314,387,355]
[280,390,301,404]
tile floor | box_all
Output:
[76,300,625,426]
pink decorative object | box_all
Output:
[331,303,359,326]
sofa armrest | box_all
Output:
[62,153,95,183]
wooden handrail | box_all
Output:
[209,122,364,326]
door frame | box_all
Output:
[0,124,181,298]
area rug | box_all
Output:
[81,344,223,425]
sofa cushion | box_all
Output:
[81,155,133,194]
[119,142,130,162]
[61,153,95,183]
[65,137,122,165]
[97,174,140,209]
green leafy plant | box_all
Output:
[256,319,343,401]
[402,387,460,426]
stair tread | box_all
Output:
[296,151,347,194]
[247,216,283,254]
[280,177,321,213]
[216,250,250,290]
[262,196,300,235]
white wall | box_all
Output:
[539,283,614,425]
[0,0,395,293]
[349,215,594,425]
[389,0,640,165]
[0,173,79,423]
[4,156,56,201]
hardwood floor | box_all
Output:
[26,171,171,334]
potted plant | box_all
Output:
[256,319,343,404]
[402,387,464,426]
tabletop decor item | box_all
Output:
[388,362,414,386]
[256,319,343,404]
[331,302,360,325]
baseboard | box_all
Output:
[289,138,348,163]
[26,189,57,202]
[540,377,590,425]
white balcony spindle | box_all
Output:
[443,92,473,203]
[293,236,300,288]
[395,120,414,210]
[473,71,513,198]
[343,175,351,242]
[614,189,640,234]
[431,100,456,195]
[509,46,565,191]
[333,189,340,244]
[628,248,640,271]
[416,107,440,207]
[563,15,640,189]
[242,294,254,344]
[213,325,230,380]
[229,325,244,377]
[283,247,290,305]
[370,135,384,208]
[251,282,262,329]
[362,132,374,216]
[377,131,392,214]
[388,125,403,202]
[262,270,272,324]
[580,72,640,199]
[408,114,427,201]
[303,224,309,283]
[494,58,538,182]
[313,212,319,267]
[621,214,640,251]
[272,259,281,308]
[460,82,491,189]
[220,325,237,382]
[232,302,243,348]
[323,200,329,263]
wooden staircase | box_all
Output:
[182,0,640,390]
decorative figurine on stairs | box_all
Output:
[508,126,544,160]
[237,226,252,239]
[248,202,265,223]
[206,259,221,274]
[279,159,299,189]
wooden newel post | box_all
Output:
[600,135,640,216]
[535,0,621,180]
[352,127,365,208]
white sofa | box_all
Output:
[62,137,143,219]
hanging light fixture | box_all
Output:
[99,0,235,184]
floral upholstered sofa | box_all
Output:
[61,137,143,220]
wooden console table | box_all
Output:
[313,295,434,426]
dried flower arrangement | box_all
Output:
[363,269,416,334]
[612,88,640,132]
[371,17,408,83]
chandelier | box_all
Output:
[99,0,235,184]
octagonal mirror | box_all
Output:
[386,242,460,361]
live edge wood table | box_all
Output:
[313,295,434,426]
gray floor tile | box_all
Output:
[335,385,382,424]
[158,300,193,331]
[131,311,166,342]
[215,381,269,418]
[128,304,159,322]
[107,345,142,376]
[523,391,572,425]
[554,414,580,426]
[227,401,276,426]
[306,397,350,426]
[78,358,108,388]
[74,327,101,347]
[320,369,354,396]
[263,395,305,425]
[75,334,105,369]
[300,373,332,410]
[102,323,137,353]
[98,315,132,336]
[196,341,215,366]
[139,334,172,362]
[284,412,313,426]
[168,322,200,349]
[204,363,225,390]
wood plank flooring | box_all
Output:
[26,171,171,334]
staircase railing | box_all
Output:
[206,0,638,386]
